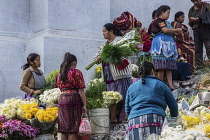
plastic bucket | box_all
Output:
[89,108,110,134]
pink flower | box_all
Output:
[0,119,39,139]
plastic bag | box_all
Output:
[78,113,92,136]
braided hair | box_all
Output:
[139,61,155,84]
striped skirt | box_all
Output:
[103,64,132,100]
[152,55,177,70]
[125,114,164,140]
[58,92,83,133]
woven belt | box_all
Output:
[125,123,162,134]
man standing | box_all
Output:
[188,0,210,69]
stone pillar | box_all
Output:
[0,0,30,102]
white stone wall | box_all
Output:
[0,0,195,102]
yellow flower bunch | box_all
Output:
[35,107,58,122]
[206,125,210,138]
[205,114,210,121]
[95,66,102,79]
[95,66,102,73]
[0,98,36,119]
[20,103,38,119]
[182,116,200,129]
[102,91,122,107]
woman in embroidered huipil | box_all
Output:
[171,11,195,73]
[20,53,45,99]
[150,5,182,90]
[56,52,87,140]
[125,61,178,140]
[95,23,132,123]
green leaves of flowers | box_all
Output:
[85,79,106,109]
[100,43,132,65]
[45,69,59,89]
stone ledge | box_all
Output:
[90,123,126,140]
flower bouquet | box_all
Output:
[95,66,102,79]
[85,29,141,70]
[131,64,139,78]
[0,115,39,140]
[39,88,61,106]
[0,98,36,120]
[85,78,106,109]
[45,70,60,89]
[135,28,152,65]
[102,91,122,107]
[136,28,152,52]
[30,107,58,135]
[19,103,39,120]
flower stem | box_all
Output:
[85,59,99,70]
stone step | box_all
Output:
[90,122,127,140]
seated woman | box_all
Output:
[125,61,178,140]
[171,11,195,73]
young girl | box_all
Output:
[20,53,45,98]
[56,52,87,140]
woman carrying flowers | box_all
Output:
[125,61,178,140]
[95,23,132,123]
[56,52,87,140]
[20,53,46,99]
[150,5,182,90]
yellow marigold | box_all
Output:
[25,113,32,119]
[206,114,210,121]
[206,125,210,138]
[38,115,44,122]
[95,66,102,73]
[182,116,200,129]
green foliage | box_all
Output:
[45,69,60,89]
[136,52,152,66]
[85,79,106,109]
[95,71,102,79]
[100,43,132,65]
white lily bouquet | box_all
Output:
[39,88,61,105]
[102,91,122,107]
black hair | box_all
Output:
[139,61,155,84]
[152,10,157,19]
[103,23,122,36]
[156,5,171,17]
[174,11,184,21]
[21,53,40,70]
[60,52,77,82]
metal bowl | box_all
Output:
[198,92,210,105]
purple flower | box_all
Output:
[0,119,40,139]
[0,115,6,122]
